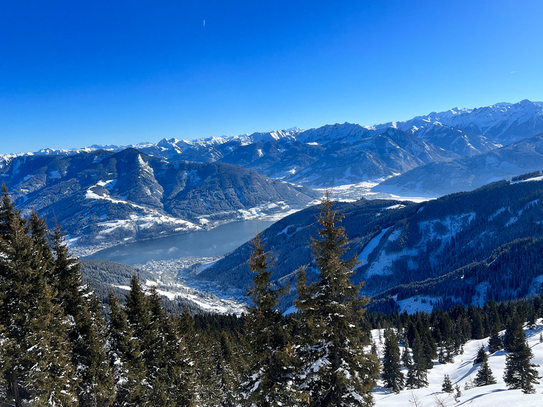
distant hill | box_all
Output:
[81,258,245,315]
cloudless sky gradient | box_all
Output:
[1,0,543,154]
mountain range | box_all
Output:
[374,133,543,197]
[3,100,543,196]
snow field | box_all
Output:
[373,321,543,406]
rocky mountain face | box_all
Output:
[0,148,318,251]
[373,133,543,197]
[195,177,543,311]
[376,99,543,155]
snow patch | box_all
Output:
[357,227,391,267]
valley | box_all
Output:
[3,100,543,315]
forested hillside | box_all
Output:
[198,176,543,312]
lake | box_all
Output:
[86,220,274,265]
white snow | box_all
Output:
[489,207,506,221]
[396,296,438,314]
[516,175,543,183]
[373,320,543,406]
[357,227,391,266]
[528,275,543,297]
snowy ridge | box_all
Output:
[377,100,543,138]
[4,100,543,191]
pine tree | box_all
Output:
[193,334,222,407]
[0,193,77,406]
[125,275,152,352]
[107,293,146,406]
[401,346,411,369]
[473,345,486,366]
[487,321,503,354]
[241,235,304,406]
[441,373,453,393]
[51,224,114,407]
[503,319,540,393]
[404,350,418,390]
[216,330,243,406]
[454,384,462,402]
[502,313,520,352]
[410,330,429,388]
[474,355,496,387]
[294,193,379,406]
[0,184,15,240]
[382,328,404,393]
[146,288,195,406]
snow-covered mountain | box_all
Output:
[0,148,318,253]
[5,100,543,191]
[376,99,543,155]
[373,133,543,197]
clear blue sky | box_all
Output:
[1,0,543,154]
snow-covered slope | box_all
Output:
[373,321,543,406]
[374,133,543,197]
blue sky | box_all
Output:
[1,0,543,154]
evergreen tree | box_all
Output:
[421,332,437,370]
[241,235,304,407]
[193,335,222,407]
[404,351,418,390]
[51,225,114,407]
[474,356,496,387]
[503,319,540,394]
[294,193,379,406]
[487,321,503,354]
[74,294,115,407]
[215,331,243,407]
[441,373,453,393]
[454,384,462,402]
[401,346,411,369]
[0,184,15,240]
[108,293,146,406]
[473,345,486,366]
[502,313,520,352]
[410,330,429,388]
[0,194,77,406]
[146,288,195,406]
[381,328,404,393]
[125,275,153,354]
[468,305,485,339]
